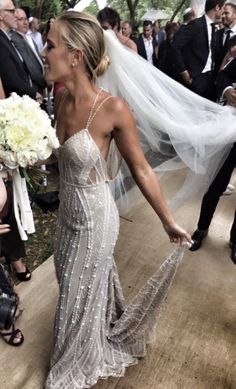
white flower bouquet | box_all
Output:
[0,93,59,241]
[0,93,59,170]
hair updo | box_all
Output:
[56,11,110,81]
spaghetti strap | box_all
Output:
[86,95,113,129]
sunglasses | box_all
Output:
[2,9,15,14]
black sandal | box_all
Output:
[0,324,24,346]
[15,266,31,282]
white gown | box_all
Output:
[45,96,187,389]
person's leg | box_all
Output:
[191,145,236,251]
[198,145,236,231]
[1,183,31,281]
[229,209,236,264]
[230,209,236,243]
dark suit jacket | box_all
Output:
[137,35,158,67]
[215,28,235,75]
[0,29,36,98]
[11,31,46,94]
[171,15,212,78]
[216,58,236,98]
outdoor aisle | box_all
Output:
[1,170,236,389]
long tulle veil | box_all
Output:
[97,30,236,213]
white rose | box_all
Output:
[0,150,18,169]
[17,150,38,168]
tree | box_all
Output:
[19,0,62,19]
[107,0,191,27]
[60,0,80,10]
[126,0,139,26]
[170,0,189,21]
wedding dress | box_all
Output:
[46,12,236,388]
[45,92,188,389]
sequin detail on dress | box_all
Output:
[45,92,187,389]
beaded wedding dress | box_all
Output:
[45,93,187,389]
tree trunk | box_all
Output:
[170,0,188,22]
[126,0,140,27]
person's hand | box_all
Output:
[0,224,10,235]
[163,222,192,246]
[36,92,43,105]
[181,70,192,85]
[225,88,236,107]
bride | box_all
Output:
[43,6,236,388]
[42,10,191,389]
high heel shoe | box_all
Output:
[15,266,31,282]
[0,324,24,346]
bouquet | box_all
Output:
[0,93,59,171]
[0,93,59,240]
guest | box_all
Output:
[182,7,196,25]
[153,20,165,46]
[43,15,56,45]
[137,20,158,67]
[171,0,226,100]
[215,2,236,72]
[0,1,33,281]
[0,96,24,346]
[0,176,24,347]
[0,0,37,98]
[121,20,137,43]
[190,44,236,263]
[27,16,44,52]
[158,22,180,76]
[97,7,137,52]
[12,8,46,98]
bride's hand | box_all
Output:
[163,222,192,246]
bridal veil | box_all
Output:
[97,30,236,213]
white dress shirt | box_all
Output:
[143,35,154,64]
[202,14,215,73]
[27,30,44,53]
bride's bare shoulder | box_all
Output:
[102,92,130,115]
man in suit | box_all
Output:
[0,0,37,99]
[137,20,158,67]
[0,0,34,280]
[190,49,236,263]
[12,8,46,96]
[171,0,226,101]
[153,20,165,47]
[215,2,236,73]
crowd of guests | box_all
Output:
[0,0,236,349]
[117,1,236,263]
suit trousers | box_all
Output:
[197,143,236,242]
[190,71,216,101]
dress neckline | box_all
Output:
[60,128,108,164]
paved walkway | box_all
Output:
[1,171,236,389]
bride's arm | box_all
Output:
[112,99,191,245]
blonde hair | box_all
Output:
[57,11,110,81]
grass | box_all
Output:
[24,164,60,273]
[24,204,58,273]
